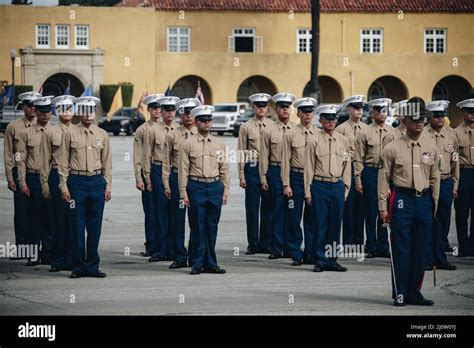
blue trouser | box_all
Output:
[342,163,364,245]
[140,173,155,253]
[169,171,189,264]
[151,164,171,260]
[310,180,344,268]
[266,165,287,255]
[389,189,432,301]
[244,162,271,251]
[68,174,106,274]
[427,178,453,267]
[49,169,73,270]
[454,168,474,255]
[25,172,52,261]
[187,180,224,270]
[12,167,27,247]
[286,171,312,262]
[362,166,388,255]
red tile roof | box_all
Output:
[117,0,474,13]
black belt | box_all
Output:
[269,161,281,167]
[26,169,40,174]
[70,170,102,176]
[394,186,429,197]
[291,167,304,173]
[189,176,220,183]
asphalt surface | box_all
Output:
[0,133,473,315]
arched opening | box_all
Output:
[42,73,85,97]
[432,75,472,127]
[367,75,408,102]
[303,76,343,103]
[171,75,212,105]
[236,75,278,103]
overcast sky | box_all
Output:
[0,0,59,5]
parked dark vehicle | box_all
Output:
[232,109,255,137]
[99,107,145,135]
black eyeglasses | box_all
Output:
[198,119,212,123]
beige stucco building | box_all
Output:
[1,0,473,124]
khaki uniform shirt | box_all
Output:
[162,125,197,192]
[4,117,35,182]
[335,119,368,159]
[454,123,474,166]
[281,123,319,186]
[133,120,155,185]
[40,122,70,196]
[382,126,406,147]
[304,131,351,198]
[58,123,112,194]
[178,133,230,199]
[237,116,273,180]
[423,124,459,190]
[378,134,441,211]
[354,123,394,186]
[142,121,176,184]
[259,119,295,185]
[17,123,49,188]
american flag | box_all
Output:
[195,80,204,105]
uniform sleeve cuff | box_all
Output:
[180,191,188,199]
[355,177,362,186]
[378,203,387,211]
[106,184,112,192]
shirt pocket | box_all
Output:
[248,131,260,150]
[92,142,102,166]
[52,134,62,149]
[315,145,330,174]
[458,141,470,159]
[394,156,410,179]
[27,139,41,160]
[189,149,203,169]
[71,141,87,165]
[332,147,348,175]
[291,138,306,164]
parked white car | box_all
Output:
[211,102,249,135]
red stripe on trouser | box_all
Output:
[388,191,396,222]
[418,273,425,290]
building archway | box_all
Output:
[303,76,343,103]
[432,75,472,126]
[236,75,278,103]
[367,75,408,102]
[42,73,85,97]
[171,75,212,105]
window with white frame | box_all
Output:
[424,29,446,53]
[297,29,312,53]
[361,29,383,53]
[75,25,89,49]
[167,27,190,52]
[230,28,262,53]
[56,25,70,48]
[36,24,50,48]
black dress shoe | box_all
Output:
[377,252,391,258]
[406,297,434,306]
[425,265,433,271]
[87,271,107,278]
[140,251,152,257]
[26,260,41,266]
[366,252,377,259]
[268,253,280,260]
[455,252,466,258]
[203,267,226,274]
[312,265,324,272]
[49,266,61,273]
[437,262,457,270]
[326,262,347,272]
[256,247,272,254]
[445,246,454,252]
[190,268,201,275]
[245,248,257,255]
[69,271,82,279]
[169,261,187,269]
[393,300,406,307]
[148,256,165,262]
[291,260,302,266]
